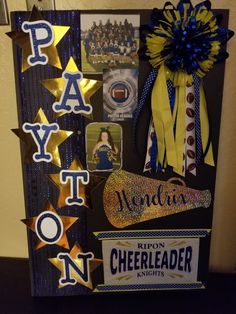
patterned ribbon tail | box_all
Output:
[174,78,215,177]
[184,84,197,176]
[173,84,186,175]
[199,82,215,167]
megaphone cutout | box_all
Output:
[103,170,211,228]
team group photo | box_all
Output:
[81,14,140,72]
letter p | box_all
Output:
[22,20,54,66]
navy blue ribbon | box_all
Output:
[177,0,193,16]
[133,68,158,150]
[150,132,158,172]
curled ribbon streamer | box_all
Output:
[140,0,233,177]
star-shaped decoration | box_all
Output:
[49,242,102,289]
[12,108,73,167]
[48,158,105,208]
[6,6,70,72]
[41,57,102,119]
[21,202,78,250]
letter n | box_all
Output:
[58,252,94,287]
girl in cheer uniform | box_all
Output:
[96,41,102,64]
[125,41,132,64]
[88,41,96,64]
[119,41,125,64]
[113,39,120,64]
[92,128,118,171]
[108,40,115,64]
[130,41,138,64]
[102,41,109,63]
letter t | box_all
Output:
[60,170,89,206]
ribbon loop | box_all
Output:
[163,2,176,10]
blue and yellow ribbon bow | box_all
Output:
[135,0,234,176]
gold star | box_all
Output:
[12,108,73,167]
[41,57,102,119]
[6,6,70,72]
[48,158,105,208]
[49,242,102,289]
[21,202,78,250]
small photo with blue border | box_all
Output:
[86,122,123,172]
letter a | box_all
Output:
[52,71,92,114]
[22,20,54,66]
[23,123,59,162]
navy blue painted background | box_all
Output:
[11,10,89,296]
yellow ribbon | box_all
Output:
[151,64,177,168]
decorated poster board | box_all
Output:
[7,1,233,296]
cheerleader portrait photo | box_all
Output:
[80,14,140,73]
[86,123,122,172]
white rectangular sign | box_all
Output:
[102,238,199,285]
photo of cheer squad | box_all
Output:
[81,14,140,72]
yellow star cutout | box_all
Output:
[41,57,102,119]
[49,242,102,289]
[6,6,70,72]
[21,202,78,250]
[12,108,73,167]
[48,159,105,209]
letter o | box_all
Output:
[35,211,63,244]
